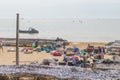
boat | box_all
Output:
[19,27,39,34]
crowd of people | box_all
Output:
[31,41,106,68]
[19,38,107,68]
[62,44,106,68]
[0,38,107,68]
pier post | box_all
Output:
[16,13,19,65]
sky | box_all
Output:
[0,0,120,18]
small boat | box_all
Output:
[19,27,39,34]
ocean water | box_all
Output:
[0,18,120,42]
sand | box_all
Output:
[0,42,113,65]
[0,46,64,65]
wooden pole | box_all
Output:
[16,13,19,65]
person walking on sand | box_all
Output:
[32,40,38,48]
[63,41,66,50]
[0,40,3,52]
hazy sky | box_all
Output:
[0,0,120,18]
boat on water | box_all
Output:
[19,27,39,34]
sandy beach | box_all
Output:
[0,42,113,65]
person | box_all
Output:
[0,40,3,52]
[34,40,39,48]
[98,46,101,53]
[63,41,66,49]
[87,44,91,54]
[119,49,120,56]
[91,59,97,69]
[32,40,38,48]
[63,52,68,62]
[100,47,105,59]
[32,40,35,48]
[83,54,89,68]
[71,54,77,65]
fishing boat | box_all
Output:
[19,27,39,34]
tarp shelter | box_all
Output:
[107,40,120,48]
[107,40,120,54]
[74,47,79,52]
[109,43,120,48]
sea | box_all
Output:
[0,18,120,42]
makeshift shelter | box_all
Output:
[73,47,79,52]
[107,40,120,54]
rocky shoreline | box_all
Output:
[0,65,120,80]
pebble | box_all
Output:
[0,65,120,80]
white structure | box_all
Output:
[107,40,120,54]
